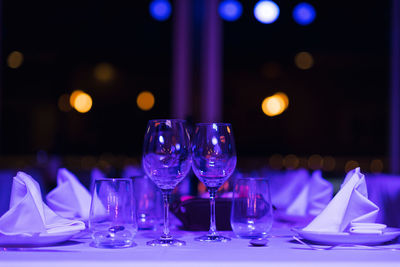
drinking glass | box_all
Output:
[142,119,191,246]
[191,123,237,242]
[132,175,162,230]
[231,177,273,238]
[88,178,138,248]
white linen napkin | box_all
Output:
[271,169,333,218]
[303,167,386,233]
[46,168,91,220]
[0,172,85,236]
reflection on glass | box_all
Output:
[89,178,137,248]
[231,177,273,238]
[192,123,237,242]
[142,119,191,246]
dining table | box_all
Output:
[1,227,400,267]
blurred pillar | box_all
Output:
[172,0,192,119]
[390,0,400,173]
[0,0,2,152]
[201,0,222,123]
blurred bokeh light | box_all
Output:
[7,51,24,69]
[149,0,172,21]
[254,1,280,24]
[345,160,359,173]
[308,154,323,170]
[293,2,316,26]
[269,154,283,170]
[94,63,115,82]
[0,1,390,172]
[81,156,97,170]
[283,154,299,170]
[70,90,93,113]
[275,92,289,108]
[322,156,336,171]
[370,159,384,173]
[261,92,289,117]
[137,91,155,111]
[294,51,314,70]
[69,90,84,107]
[58,94,73,112]
[219,0,243,21]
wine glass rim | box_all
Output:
[196,122,232,126]
[94,177,132,182]
[235,177,269,181]
[148,119,186,123]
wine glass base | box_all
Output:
[146,238,186,247]
[195,234,231,242]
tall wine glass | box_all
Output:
[142,119,191,246]
[191,123,237,242]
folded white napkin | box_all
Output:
[46,168,91,220]
[0,172,85,236]
[303,167,386,233]
[271,169,333,217]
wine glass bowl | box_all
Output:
[192,153,237,189]
[142,119,191,246]
[191,123,237,242]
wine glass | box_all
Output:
[142,119,191,246]
[191,123,237,242]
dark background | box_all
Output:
[1,0,391,173]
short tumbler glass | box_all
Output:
[89,178,138,248]
[132,175,162,230]
[230,177,273,238]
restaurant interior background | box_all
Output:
[0,0,393,194]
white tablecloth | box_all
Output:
[1,228,400,267]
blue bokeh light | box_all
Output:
[254,1,280,24]
[149,0,172,21]
[293,2,316,25]
[219,0,243,21]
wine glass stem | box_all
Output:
[161,189,172,239]
[209,188,218,236]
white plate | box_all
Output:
[0,230,81,247]
[292,227,400,245]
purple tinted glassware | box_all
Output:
[191,123,237,242]
[142,119,191,246]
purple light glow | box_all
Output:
[219,0,243,21]
[149,0,172,21]
[254,1,280,24]
[293,2,316,25]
